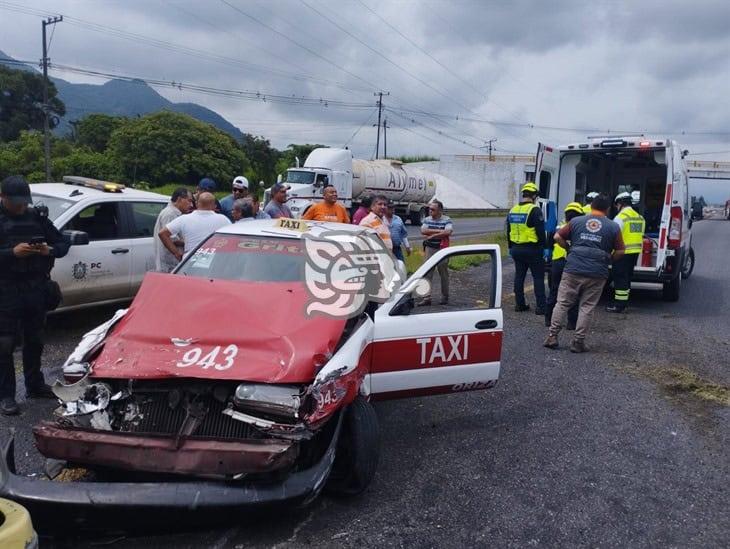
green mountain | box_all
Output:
[0,51,243,140]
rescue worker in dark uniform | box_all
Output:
[506,182,547,314]
[0,176,70,415]
[545,202,583,328]
[606,191,645,313]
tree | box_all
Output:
[240,133,279,194]
[75,113,129,152]
[108,111,248,187]
[0,130,77,182]
[275,143,327,178]
[0,65,65,142]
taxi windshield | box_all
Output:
[30,193,73,221]
[177,235,305,282]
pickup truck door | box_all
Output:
[535,142,561,234]
[369,245,503,399]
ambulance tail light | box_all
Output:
[668,206,682,248]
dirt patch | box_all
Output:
[646,367,730,406]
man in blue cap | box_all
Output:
[193,177,223,213]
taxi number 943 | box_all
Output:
[176,345,238,371]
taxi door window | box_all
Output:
[127,202,165,238]
[409,250,497,315]
[63,202,124,241]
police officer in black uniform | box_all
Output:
[0,176,70,415]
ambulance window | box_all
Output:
[538,171,551,199]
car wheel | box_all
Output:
[325,396,379,496]
[681,247,695,280]
[662,272,681,302]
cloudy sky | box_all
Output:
[2,0,729,200]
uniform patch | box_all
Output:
[586,218,603,233]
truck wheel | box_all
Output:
[326,396,379,496]
[681,248,695,280]
[409,209,425,226]
[662,273,681,302]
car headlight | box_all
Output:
[234,384,302,422]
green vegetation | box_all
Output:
[392,155,438,163]
[648,367,730,406]
[404,233,507,274]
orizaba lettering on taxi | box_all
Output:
[416,335,469,366]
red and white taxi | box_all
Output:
[0,218,503,525]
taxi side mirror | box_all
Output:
[63,230,90,246]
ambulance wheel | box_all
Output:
[681,248,695,280]
[662,273,681,302]
[326,396,379,496]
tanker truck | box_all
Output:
[275,148,437,224]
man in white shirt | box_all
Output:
[158,192,230,262]
[153,187,192,272]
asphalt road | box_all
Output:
[1,215,728,547]
[407,215,505,241]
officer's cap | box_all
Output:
[1,175,33,205]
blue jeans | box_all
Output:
[511,246,546,309]
[392,245,404,261]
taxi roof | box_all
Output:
[30,183,169,202]
[217,218,373,240]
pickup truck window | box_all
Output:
[30,193,73,222]
[129,201,166,238]
[63,202,124,241]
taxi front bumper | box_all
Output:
[0,413,341,532]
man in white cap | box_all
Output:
[220,176,249,220]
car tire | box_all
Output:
[410,208,425,226]
[662,272,681,302]
[681,247,695,280]
[325,396,379,496]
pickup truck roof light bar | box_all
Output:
[63,176,125,193]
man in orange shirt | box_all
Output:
[302,185,351,223]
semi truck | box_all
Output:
[276,148,437,224]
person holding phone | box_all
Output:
[0,176,70,415]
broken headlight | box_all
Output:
[233,384,302,422]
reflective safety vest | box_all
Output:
[508,203,538,244]
[582,204,591,214]
[552,221,567,260]
[617,206,645,254]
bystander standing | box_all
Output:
[420,200,453,305]
[359,195,392,250]
[264,183,292,219]
[351,196,372,225]
[302,186,350,223]
[220,176,249,220]
[384,201,411,260]
[153,187,192,273]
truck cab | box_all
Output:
[536,137,694,301]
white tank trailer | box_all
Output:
[278,148,437,224]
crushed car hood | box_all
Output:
[90,273,346,382]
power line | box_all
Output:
[344,108,379,148]
[218,0,377,92]
[0,0,369,94]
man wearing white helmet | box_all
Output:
[606,191,645,313]
[220,176,249,220]
[582,192,599,214]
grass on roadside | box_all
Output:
[647,367,730,406]
[404,232,507,274]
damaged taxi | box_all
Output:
[0,219,504,523]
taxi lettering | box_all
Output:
[275,218,308,232]
[416,335,469,365]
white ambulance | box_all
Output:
[535,137,694,301]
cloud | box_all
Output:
[0,0,728,159]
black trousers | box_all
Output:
[511,246,546,309]
[0,280,47,399]
[546,258,578,325]
[612,254,638,304]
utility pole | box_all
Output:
[373,91,389,159]
[383,118,390,159]
[481,138,497,161]
[42,15,63,181]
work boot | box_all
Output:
[0,397,19,416]
[543,334,559,349]
[26,383,56,399]
[515,303,530,312]
[570,339,588,353]
[535,307,545,316]
[605,303,626,313]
